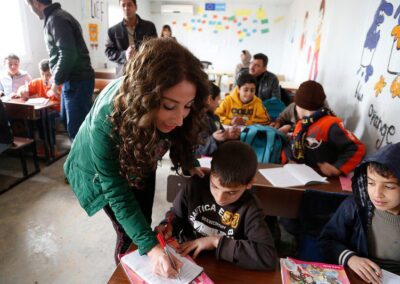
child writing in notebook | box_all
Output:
[319,143,400,283]
[215,73,270,126]
[158,141,277,270]
[283,80,365,177]
[195,82,240,156]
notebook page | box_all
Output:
[26,98,49,105]
[382,269,400,284]
[258,168,303,187]
[121,246,203,284]
[198,157,212,169]
[284,164,328,185]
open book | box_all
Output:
[259,164,328,187]
[121,245,204,284]
[280,257,350,284]
[26,97,49,105]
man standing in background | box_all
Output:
[25,0,94,140]
[105,0,157,76]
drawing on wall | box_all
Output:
[299,11,309,50]
[308,0,325,80]
[88,23,99,49]
[171,5,284,43]
[353,1,400,149]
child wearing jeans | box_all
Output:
[319,143,400,283]
[159,141,277,270]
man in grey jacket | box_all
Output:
[25,0,94,139]
[105,0,157,76]
[237,53,281,101]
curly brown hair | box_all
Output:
[111,38,209,184]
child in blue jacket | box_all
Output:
[318,143,400,283]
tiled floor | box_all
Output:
[0,154,174,284]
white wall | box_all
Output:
[149,1,290,74]
[280,0,400,152]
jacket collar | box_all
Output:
[43,2,61,26]
[121,14,143,29]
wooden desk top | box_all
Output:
[108,250,366,284]
[3,97,58,110]
[255,164,346,194]
[280,81,299,93]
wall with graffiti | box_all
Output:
[150,2,289,73]
[281,0,400,152]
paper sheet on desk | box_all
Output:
[198,157,212,169]
[26,98,49,105]
[0,96,11,102]
[382,269,400,284]
[121,245,203,284]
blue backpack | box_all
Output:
[240,124,287,163]
[263,97,286,121]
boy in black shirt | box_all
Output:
[161,141,276,270]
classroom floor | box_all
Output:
[0,153,175,284]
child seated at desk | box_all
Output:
[0,54,31,97]
[159,141,277,270]
[318,143,400,283]
[17,59,61,112]
[282,80,365,177]
[195,83,240,156]
[215,73,270,126]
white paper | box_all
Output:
[198,157,212,169]
[382,269,400,284]
[26,97,49,105]
[0,96,12,102]
[121,245,203,284]
[259,164,328,187]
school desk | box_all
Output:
[3,98,61,165]
[280,81,300,93]
[205,70,234,88]
[254,164,348,219]
[107,246,366,284]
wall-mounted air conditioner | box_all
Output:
[161,4,194,14]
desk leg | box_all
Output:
[40,109,52,164]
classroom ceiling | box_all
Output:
[151,0,294,5]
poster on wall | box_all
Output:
[353,0,400,150]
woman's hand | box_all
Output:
[212,129,226,142]
[189,167,207,178]
[154,224,172,240]
[177,236,221,259]
[147,244,183,279]
[347,255,382,284]
[317,162,341,177]
[226,127,241,140]
[278,124,291,134]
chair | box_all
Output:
[93,78,113,101]
[166,175,190,202]
[200,61,216,83]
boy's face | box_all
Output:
[210,174,251,207]
[40,70,52,86]
[6,59,20,76]
[367,166,400,215]
[208,95,220,112]
[239,83,256,104]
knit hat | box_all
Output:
[294,80,326,111]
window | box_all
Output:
[0,1,29,59]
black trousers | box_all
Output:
[103,172,156,265]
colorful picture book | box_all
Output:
[280,257,350,284]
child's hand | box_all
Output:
[177,236,221,259]
[231,116,245,126]
[347,255,382,284]
[278,124,292,134]
[317,162,341,177]
[212,129,226,142]
[226,127,241,140]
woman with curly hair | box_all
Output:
[64,38,209,278]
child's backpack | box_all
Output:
[240,124,287,163]
[263,97,286,121]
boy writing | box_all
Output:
[284,80,365,177]
[196,83,240,156]
[319,143,400,283]
[0,54,31,97]
[215,74,270,126]
[160,141,277,270]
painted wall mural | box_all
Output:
[354,0,400,150]
[168,5,284,43]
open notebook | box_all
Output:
[259,164,328,187]
[26,97,49,105]
[121,245,204,284]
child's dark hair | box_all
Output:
[253,53,268,67]
[211,141,257,187]
[209,82,221,100]
[368,162,398,182]
[237,73,256,88]
[38,59,50,72]
[4,54,20,63]
[36,0,52,4]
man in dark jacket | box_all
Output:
[105,0,157,76]
[237,53,281,101]
[25,0,94,139]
